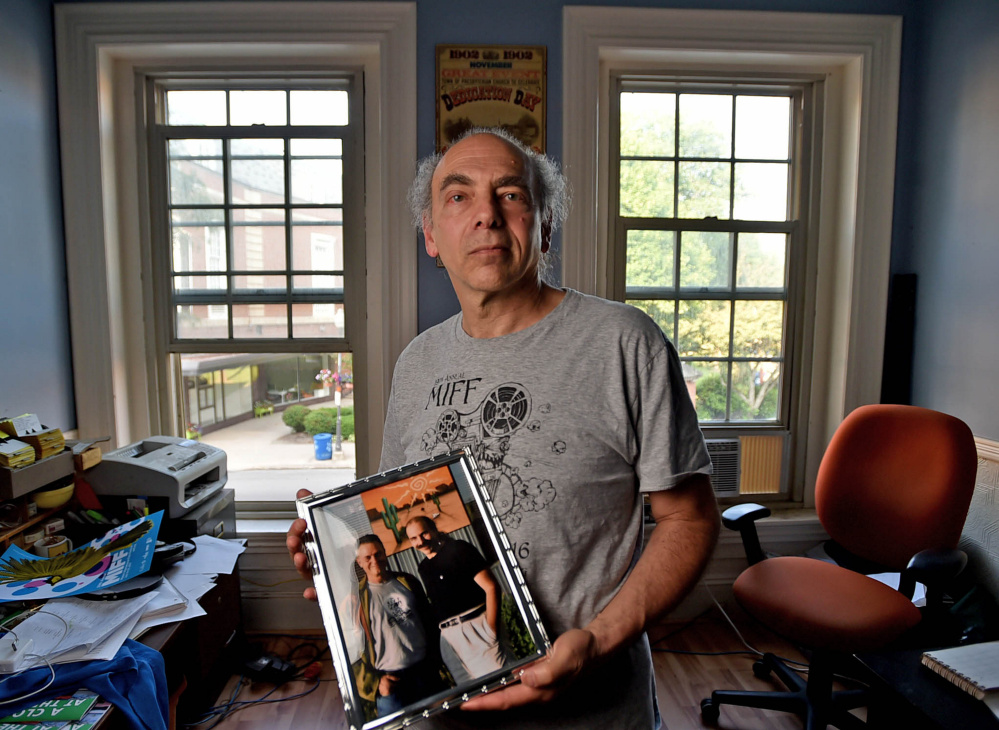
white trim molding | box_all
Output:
[562,7,902,503]
[54,2,418,476]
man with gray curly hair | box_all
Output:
[289,128,719,729]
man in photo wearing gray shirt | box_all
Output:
[290,127,719,729]
[351,534,444,717]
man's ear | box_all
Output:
[423,216,439,258]
[540,219,553,254]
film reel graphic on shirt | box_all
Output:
[429,383,556,526]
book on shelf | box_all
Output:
[922,640,999,717]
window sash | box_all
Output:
[149,79,361,352]
[611,77,810,433]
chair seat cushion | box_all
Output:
[733,556,922,652]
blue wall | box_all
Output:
[906,0,999,439]
[4,0,998,440]
[0,0,74,430]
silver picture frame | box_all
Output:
[297,449,551,730]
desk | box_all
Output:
[855,649,999,729]
[95,569,243,730]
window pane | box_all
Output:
[291,138,343,156]
[293,274,345,291]
[678,162,730,219]
[292,302,345,338]
[166,91,226,126]
[626,230,675,288]
[680,231,731,289]
[231,148,285,206]
[620,92,675,157]
[620,161,674,217]
[233,303,287,338]
[627,299,674,338]
[234,274,287,293]
[291,158,343,205]
[173,275,226,296]
[691,362,728,421]
[290,90,349,126]
[678,94,732,158]
[734,162,788,221]
[230,90,287,126]
[169,140,224,206]
[171,209,225,273]
[231,138,284,156]
[176,304,229,339]
[732,361,780,421]
[733,300,784,358]
[737,233,787,289]
[678,300,730,357]
[232,208,285,271]
[292,210,344,271]
[735,96,790,160]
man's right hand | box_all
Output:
[286,488,318,601]
[378,673,399,697]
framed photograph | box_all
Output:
[436,44,546,152]
[297,449,551,730]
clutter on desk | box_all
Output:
[0,440,34,470]
[0,416,65,462]
[0,512,163,603]
[0,688,109,729]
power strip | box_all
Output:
[0,637,34,674]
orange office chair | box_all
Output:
[701,404,979,730]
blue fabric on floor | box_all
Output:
[0,639,168,730]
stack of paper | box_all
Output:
[0,594,155,673]
[0,415,65,460]
[0,438,35,468]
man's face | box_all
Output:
[355,541,389,583]
[423,133,549,303]
[406,521,441,557]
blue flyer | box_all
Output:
[0,512,163,602]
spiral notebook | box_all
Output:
[922,640,999,717]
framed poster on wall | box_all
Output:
[436,44,546,152]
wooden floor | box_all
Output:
[202,604,865,730]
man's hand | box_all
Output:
[378,673,399,697]
[286,488,318,601]
[460,629,597,711]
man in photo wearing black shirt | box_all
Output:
[404,516,507,683]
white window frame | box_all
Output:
[54,2,418,479]
[563,7,902,507]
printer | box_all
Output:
[87,435,228,520]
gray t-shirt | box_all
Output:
[367,578,427,672]
[380,289,711,729]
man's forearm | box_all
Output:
[474,569,501,633]
[585,474,719,659]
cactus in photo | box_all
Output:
[381,497,402,543]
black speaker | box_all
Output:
[881,273,917,404]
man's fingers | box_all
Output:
[460,682,553,711]
[296,488,313,500]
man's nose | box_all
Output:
[473,194,503,229]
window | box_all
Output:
[146,79,363,501]
[616,83,803,430]
[563,8,902,507]
[611,81,812,498]
[55,2,418,515]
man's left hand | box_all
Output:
[460,629,597,711]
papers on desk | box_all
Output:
[128,536,245,639]
[0,594,155,672]
[0,535,245,672]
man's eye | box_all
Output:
[449,193,464,202]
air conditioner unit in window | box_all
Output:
[705,438,740,497]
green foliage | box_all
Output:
[302,407,355,439]
[281,404,310,433]
[694,371,780,422]
[500,594,537,660]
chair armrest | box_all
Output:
[904,548,968,586]
[721,503,772,566]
